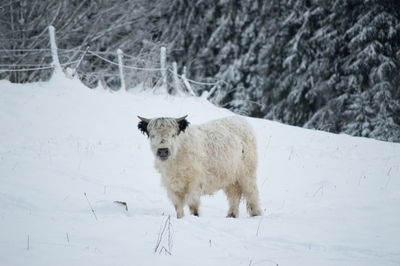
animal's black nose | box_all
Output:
[157,148,170,161]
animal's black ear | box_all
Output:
[176,115,190,134]
[138,121,149,137]
[137,116,150,137]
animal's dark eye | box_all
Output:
[172,133,176,138]
[150,135,155,139]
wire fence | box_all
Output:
[0,27,221,96]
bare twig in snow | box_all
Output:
[288,147,294,160]
[384,169,392,189]
[154,215,173,255]
[386,167,392,176]
[313,185,324,197]
[261,136,272,190]
[256,215,263,237]
[263,136,272,159]
[84,192,98,220]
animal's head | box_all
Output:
[137,115,190,161]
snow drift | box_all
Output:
[0,75,399,265]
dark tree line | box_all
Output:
[155,0,400,142]
[1,0,399,142]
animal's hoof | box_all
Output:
[226,212,237,218]
[192,209,199,217]
[248,204,262,217]
[250,209,262,217]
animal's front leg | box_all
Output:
[175,204,185,219]
[167,189,185,218]
[186,181,201,217]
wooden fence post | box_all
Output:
[172,62,184,96]
[182,66,195,96]
[117,49,126,91]
[48,25,63,74]
[160,47,167,89]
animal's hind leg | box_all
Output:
[224,182,242,218]
[188,202,200,217]
[239,173,262,217]
[187,182,201,216]
[187,193,200,217]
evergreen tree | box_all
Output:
[156,0,400,142]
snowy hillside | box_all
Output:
[1,75,399,266]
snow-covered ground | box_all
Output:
[1,74,399,266]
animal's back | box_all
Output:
[197,116,256,160]
[179,116,257,192]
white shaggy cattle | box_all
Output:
[138,115,262,218]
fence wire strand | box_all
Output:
[1,47,221,90]
[87,50,164,71]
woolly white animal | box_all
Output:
[138,115,262,218]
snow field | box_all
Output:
[0,74,399,265]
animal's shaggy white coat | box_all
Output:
[138,116,261,218]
